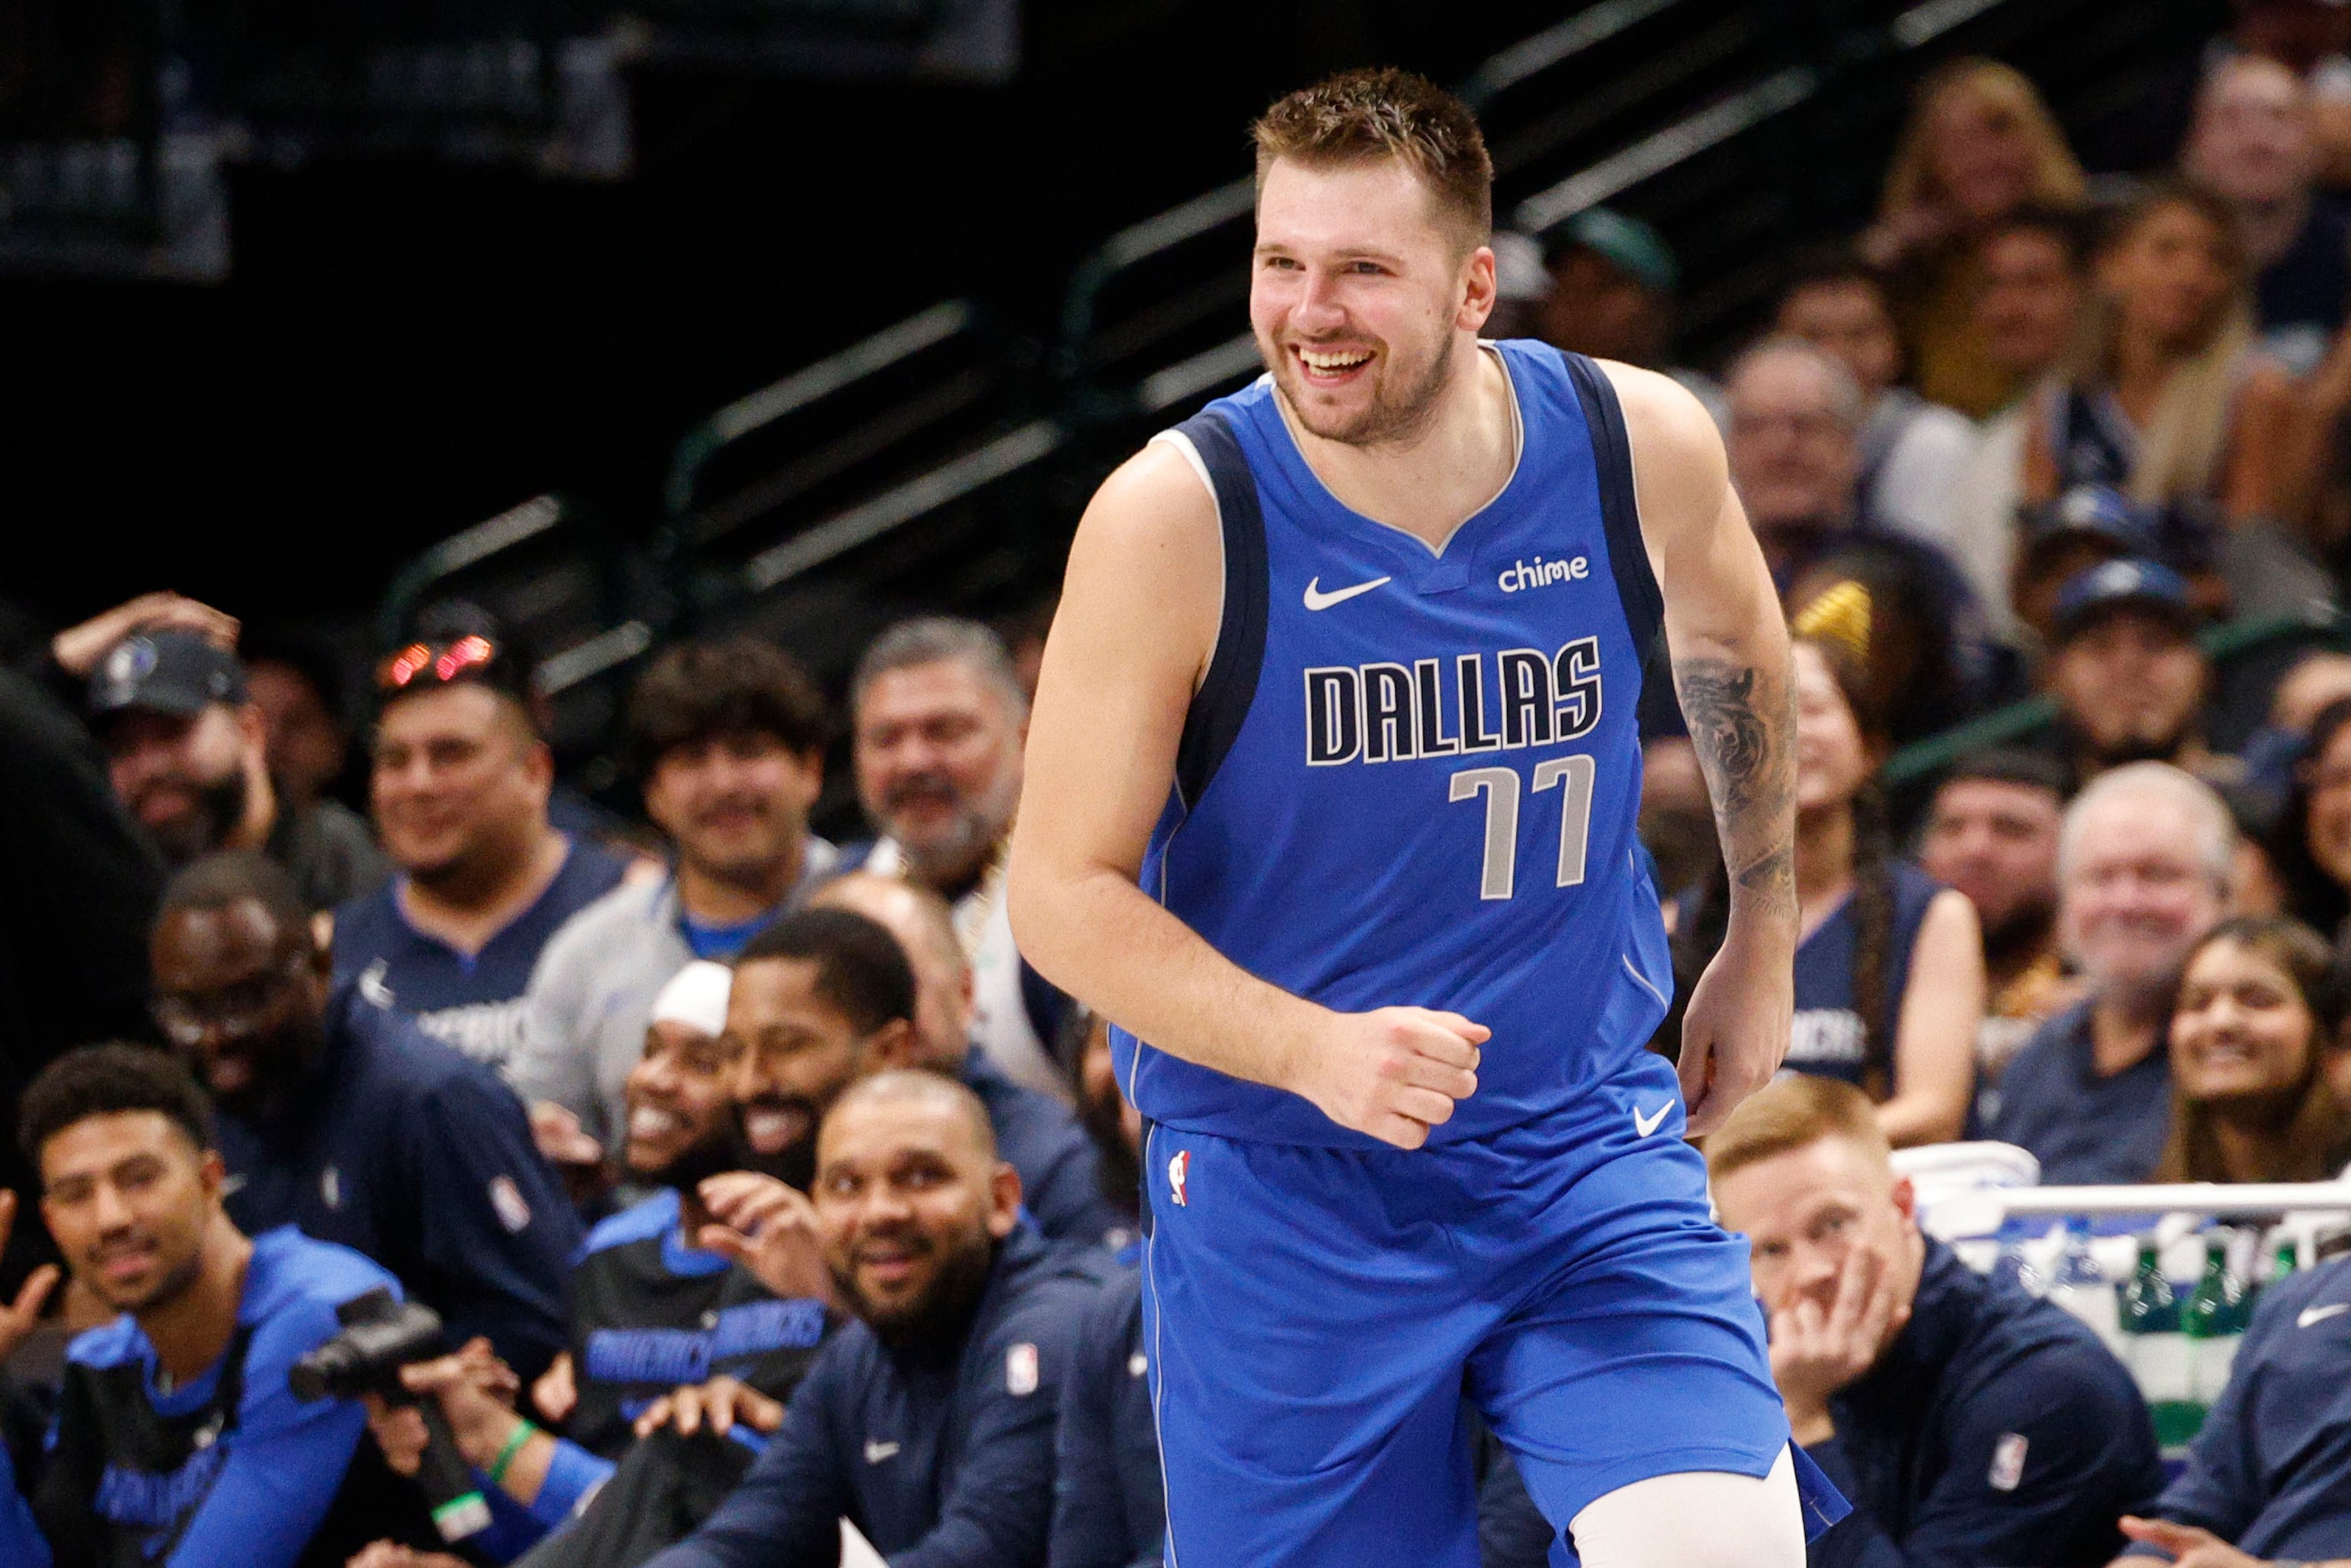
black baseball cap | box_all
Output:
[2052,558,2200,643]
[88,631,247,721]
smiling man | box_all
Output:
[151,851,579,1381]
[1009,66,1827,1566]
[638,1070,1103,1568]
[0,1044,431,1566]
[517,637,835,1153]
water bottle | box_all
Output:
[2045,1217,2120,1353]
[1990,1237,2042,1298]
[2119,1237,2197,1454]
[2268,1231,2300,1287]
[2184,1232,2247,1416]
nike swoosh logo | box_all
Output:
[1633,1101,1671,1138]
[2300,1302,2350,1328]
[1303,575,1391,610]
[864,1439,900,1464]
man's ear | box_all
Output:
[198,1148,229,1204]
[235,701,270,759]
[1889,1172,1918,1224]
[864,1019,920,1073]
[987,1161,1023,1239]
[1457,244,1499,332]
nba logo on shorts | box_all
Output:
[1168,1149,1191,1207]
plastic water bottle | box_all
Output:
[1990,1237,2042,1297]
[2120,1237,2197,1454]
[2184,1232,2247,1416]
[2045,1217,2121,1353]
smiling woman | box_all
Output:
[2156,914,2351,1183]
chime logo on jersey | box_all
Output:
[1304,639,1603,766]
[1167,1149,1190,1207]
[1497,554,1590,594]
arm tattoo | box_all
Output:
[1675,655,1795,918]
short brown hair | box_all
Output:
[1705,1075,1890,1185]
[628,636,830,777]
[1251,68,1494,253]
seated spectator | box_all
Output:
[2110,1247,2351,1565]
[1782,541,2002,743]
[1070,1011,1142,1249]
[1864,58,2088,419]
[355,958,845,1565]
[1990,764,2236,1183]
[1535,207,1727,427]
[152,851,579,1379]
[1049,1021,1157,1568]
[1675,629,1983,1146]
[1774,250,1979,548]
[1916,748,2079,1124]
[517,638,836,1153]
[2157,914,2351,1181]
[2184,53,2351,375]
[1642,736,1721,915]
[55,595,386,911]
[1709,1075,2164,1568]
[366,1071,1098,1568]
[2268,697,2351,940]
[241,624,363,818]
[2041,559,2219,781]
[721,907,926,1193]
[2240,648,2351,808]
[2010,486,2228,646]
[845,619,1069,1101]
[0,1044,433,1565]
[1949,206,2096,639]
[2020,186,2323,615]
[811,872,1120,1245]
[334,604,627,1075]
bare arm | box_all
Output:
[1608,363,1798,1132]
[1008,445,1483,1150]
[1877,888,1984,1147]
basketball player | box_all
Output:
[1008,69,1842,1566]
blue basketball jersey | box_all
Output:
[1112,341,1672,1147]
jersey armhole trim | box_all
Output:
[1146,428,1225,689]
[1561,354,1666,665]
[1166,411,1268,810]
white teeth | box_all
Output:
[1298,347,1372,371]
[629,1106,676,1140]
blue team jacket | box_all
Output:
[2131,1256,2351,1560]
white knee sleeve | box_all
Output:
[1569,1447,1808,1568]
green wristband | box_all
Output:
[486,1418,538,1487]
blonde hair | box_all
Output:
[2066,186,2257,506]
[1879,58,2086,226]
[1705,1075,1892,1184]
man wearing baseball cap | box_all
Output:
[56,593,386,912]
[2040,559,2218,783]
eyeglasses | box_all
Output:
[153,954,309,1047]
[377,635,498,693]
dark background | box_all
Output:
[0,0,1572,628]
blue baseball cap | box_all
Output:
[2052,557,2198,643]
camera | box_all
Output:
[291,1288,446,1402]
[292,1287,493,1542]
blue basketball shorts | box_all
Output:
[1137,1048,1848,1566]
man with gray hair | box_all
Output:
[1989,762,2236,1184]
[1723,336,1870,584]
[843,618,1070,1101]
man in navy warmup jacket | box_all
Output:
[149,851,579,1382]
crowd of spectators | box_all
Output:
[21,11,2351,1567]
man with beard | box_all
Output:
[150,850,579,1380]
[62,603,387,911]
[2040,560,2219,782]
[640,1070,1101,1568]
[1991,764,2234,1183]
[0,1043,432,1565]
[334,605,627,1077]
[847,619,1071,1102]
[352,959,842,1565]
[1917,749,2077,1128]
[517,637,836,1159]
[811,873,1120,1246]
